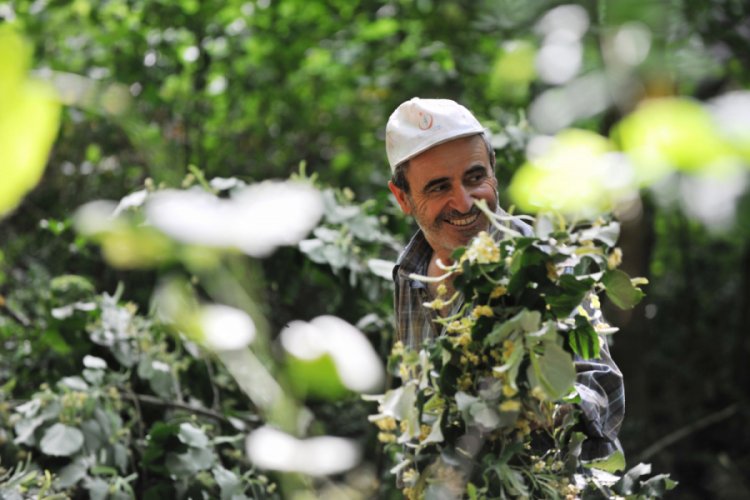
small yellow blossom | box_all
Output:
[515,418,531,436]
[471,305,494,318]
[377,432,396,443]
[391,340,404,356]
[500,399,521,412]
[490,285,507,299]
[458,373,473,390]
[464,231,501,264]
[502,383,518,398]
[374,416,397,431]
[419,424,431,441]
[533,460,545,473]
[608,247,623,269]
[436,283,448,296]
[502,339,515,358]
[546,261,558,281]
[594,321,612,332]
[631,277,649,286]
[450,331,471,348]
[589,294,601,310]
[577,305,591,319]
[402,469,418,484]
[424,298,445,310]
[531,386,547,401]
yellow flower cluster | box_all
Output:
[377,431,397,443]
[424,297,445,310]
[499,399,521,412]
[471,305,494,318]
[446,317,474,335]
[490,285,507,299]
[464,231,500,264]
[459,352,480,365]
[374,416,399,443]
[502,339,515,360]
[419,424,432,441]
[608,247,623,269]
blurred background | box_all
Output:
[1,0,749,498]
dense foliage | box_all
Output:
[370,210,674,498]
[1,0,749,498]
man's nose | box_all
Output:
[450,185,475,213]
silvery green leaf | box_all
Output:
[578,221,620,247]
[421,414,444,445]
[81,418,103,451]
[470,403,501,431]
[532,343,576,400]
[84,477,109,500]
[381,383,417,420]
[57,458,88,488]
[13,416,44,445]
[83,355,107,369]
[166,447,215,476]
[213,465,245,500]
[82,368,104,385]
[177,422,209,448]
[520,310,541,332]
[455,391,479,412]
[14,399,41,418]
[40,423,84,456]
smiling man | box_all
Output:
[386,97,526,347]
[385,97,625,462]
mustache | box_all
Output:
[440,206,481,220]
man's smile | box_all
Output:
[444,210,480,227]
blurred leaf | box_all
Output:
[40,423,85,457]
[602,270,644,310]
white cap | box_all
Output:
[385,97,485,173]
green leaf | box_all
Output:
[546,274,594,316]
[213,465,246,500]
[602,270,644,309]
[57,458,88,488]
[528,343,576,400]
[286,352,349,400]
[568,317,601,359]
[177,422,209,448]
[40,423,84,456]
[166,446,216,476]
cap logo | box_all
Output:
[418,112,433,130]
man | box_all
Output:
[385,97,624,462]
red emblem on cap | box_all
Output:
[418,112,433,130]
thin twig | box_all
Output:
[119,392,259,426]
[637,404,739,462]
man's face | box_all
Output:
[389,135,498,263]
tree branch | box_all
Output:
[636,404,739,462]
[118,392,260,427]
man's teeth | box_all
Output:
[446,212,479,226]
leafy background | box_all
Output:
[1,0,749,498]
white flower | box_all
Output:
[200,304,256,351]
[246,426,361,476]
[145,181,324,257]
[280,315,384,393]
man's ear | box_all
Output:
[388,180,412,215]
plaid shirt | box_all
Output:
[391,213,625,461]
